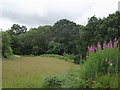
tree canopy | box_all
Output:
[2,11,119,63]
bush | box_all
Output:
[42,69,87,88]
[42,74,65,88]
[62,72,87,88]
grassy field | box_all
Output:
[2,56,79,88]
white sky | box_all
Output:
[0,0,119,30]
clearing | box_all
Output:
[2,56,79,88]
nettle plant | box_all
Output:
[81,37,119,79]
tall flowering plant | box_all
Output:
[82,37,119,79]
[86,37,119,60]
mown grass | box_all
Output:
[2,56,79,88]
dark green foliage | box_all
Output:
[32,46,40,55]
[10,35,24,55]
[42,69,88,88]
[9,24,27,35]
[51,19,81,55]
[47,41,64,55]
[42,75,65,88]
[62,73,87,88]
[73,54,80,64]
[2,32,13,58]
[2,11,119,63]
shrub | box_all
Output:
[42,68,87,88]
[42,74,65,88]
[62,72,87,88]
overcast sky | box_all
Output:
[0,0,119,30]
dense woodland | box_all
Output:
[2,11,120,63]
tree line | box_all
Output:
[2,11,119,63]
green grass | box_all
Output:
[96,73,118,88]
[2,56,79,88]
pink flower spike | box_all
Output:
[97,42,101,48]
[89,49,92,52]
[113,43,116,47]
[95,47,97,50]
[108,60,111,65]
[110,43,112,47]
[105,45,108,48]
[89,46,92,52]
[107,43,110,48]
[116,41,118,44]
[92,46,95,51]
[86,56,88,59]
[103,43,106,46]
[110,40,112,43]
[90,46,92,49]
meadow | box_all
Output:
[2,39,119,88]
[1,11,119,88]
[2,56,79,88]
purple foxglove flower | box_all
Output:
[95,47,97,50]
[92,47,94,51]
[103,43,106,46]
[108,43,110,48]
[108,60,111,65]
[113,42,116,47]
[105,45,108,48]
[88,46,92,52]
[89,46,92,51]
[110,43,112,47]
[103,43,106,48]
[89,49,91,52]
[86,56,88,59]
[116,41,118,44]
[97,42,101,48]
[109,40,112,47]
[110,40,112,43]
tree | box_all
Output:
[2,32,13,58]
[51,19,81,55]
[9,24,27,35]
